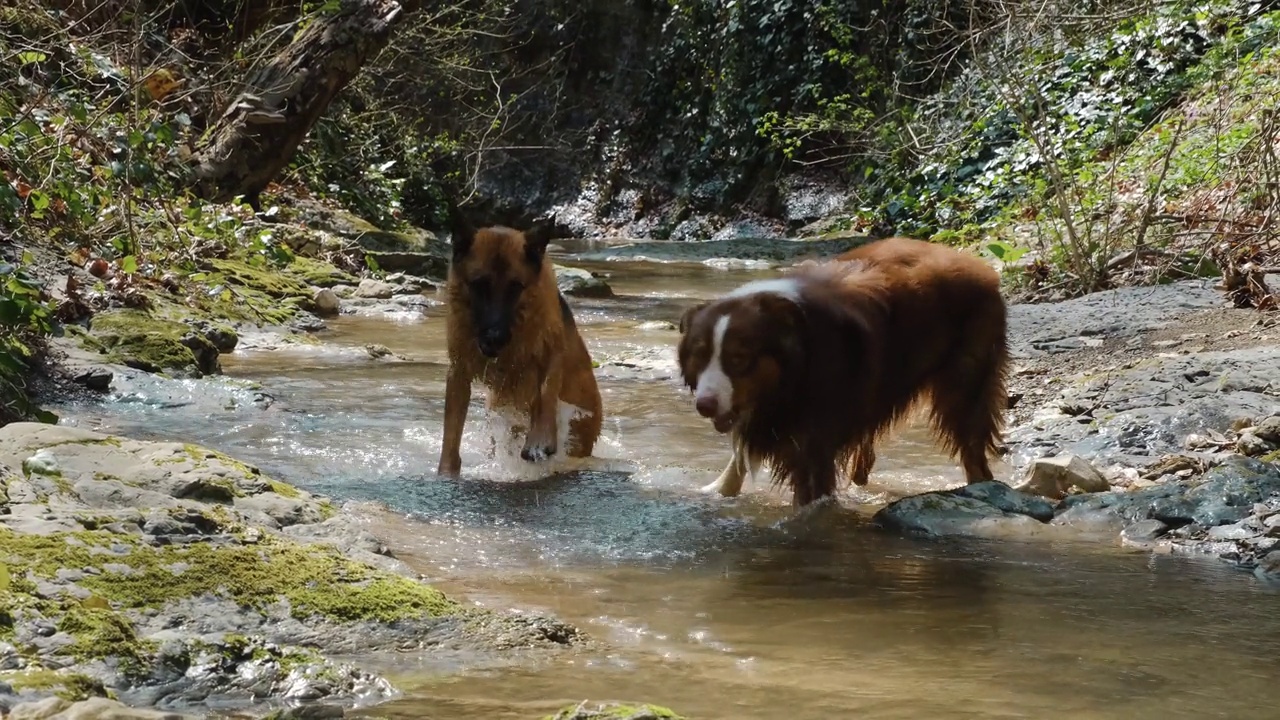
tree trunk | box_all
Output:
[190,0,417,206]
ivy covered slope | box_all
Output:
[0,422,582,713]
[0,0,449,424]
[842,0,1280,299]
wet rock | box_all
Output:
[1016,454,1111,499]
[1235,431,1275,457]
[1056,455,1280,532]
[544,702,685,720]
[5,696,196,720]
[1253,416,1280,444]
[182,319,238,354]
[311,288,340,317]
[554,265,614,298]
[1206,522,1260,541]
[353,279,395,299]
[71,368,113,393]
[634,320,676,332]
[365,344,392,360]
[873,481,1053,538]
[287,311,326,333]
[1120,519,1169,547]
[0,422,584,715]
[384,272,431,294]
[1254,551,1280,583]
[363,250,448,280]
[89,310,219,379]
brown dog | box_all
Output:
[676,236,1009,506]
[436,210,603,477]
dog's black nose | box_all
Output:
[478,328,508,357]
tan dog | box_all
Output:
[436,209,603,477]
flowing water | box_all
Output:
[56,248,1280,719]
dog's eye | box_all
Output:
[468,278,490,296]
[722,352,751,374]
[505,282,525,300]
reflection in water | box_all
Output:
[54,259,1280,720]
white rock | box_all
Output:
[1015,454,1111,500]
[353,278,395,299]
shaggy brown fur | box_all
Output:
[436,212,603,477]
[676,236,1009,506]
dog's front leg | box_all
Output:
[702,441,754,497]
[437,367,472,477]
[521,358,564,462]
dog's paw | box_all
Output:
[521,445,556,462]
[700,479,736,497]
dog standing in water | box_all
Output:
[676,236,1010,506]
[436,209,602,477]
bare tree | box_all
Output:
[190,0,422,207]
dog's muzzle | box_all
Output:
[477,327,509,358]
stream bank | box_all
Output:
[0,423,582,718]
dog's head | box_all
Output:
[676,282,806,434]
[449,209,555,358]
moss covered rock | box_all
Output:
[87,310,219,378]
[0,423,583,715]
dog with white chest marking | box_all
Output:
[676,236,1010,507]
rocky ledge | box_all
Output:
[875,448,1280,584]
[0,423,582,717]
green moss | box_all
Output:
[0,669,108,702]
[269,480,302,499]
[58,605,154,666]
[0,528,459,623]
[1259,449,1280,464]
[89,309,207,374]
[209,259,313,299]
[183,444,260,478]
[543,704,685,720]
[287,256,359,288]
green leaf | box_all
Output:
[120,255,137,274]
[17,50,47,65]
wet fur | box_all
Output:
[677,236,1010,506]
[436,213,602,477]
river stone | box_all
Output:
[353,279,395,299]
[1120,519,1169,547]
[1254,551,1280,583]
[1015,454,1110,499]
[71,368,114,393]
[5,697,196,720]
[311,288,340,316]
[873,481,1053,538]
[1056,455,1280,529]
[554,265,614,298]
[1235,431,1275,457]
[1254,416,1280,444]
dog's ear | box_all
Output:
[523,219,555,267]
[446,200,476,262]
[756,294,807,367]
[678,301,709,335]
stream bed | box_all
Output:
[54,250,1280,720]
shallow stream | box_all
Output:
[56,244,1280,719]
